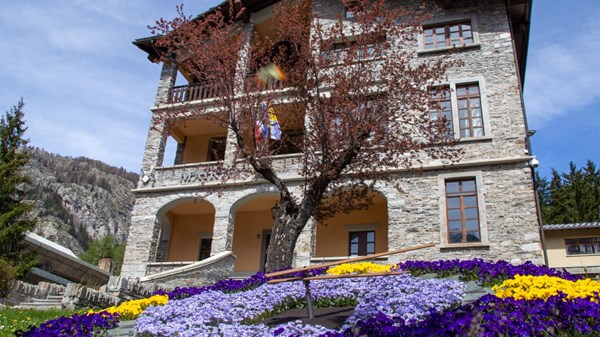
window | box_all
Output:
[423,21,474,49]
[565,238,600,255]
[344,2,357,19]
[428,82,486,139]
[323,41,380,63]
[445,179,480,243]
[428,86,453,139]
[349,231,375,256]
[207,137,226,161]
[456,84,484,138]
[198,238,212,260]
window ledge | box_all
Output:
[457,136,493,143]
[417,43,481,56]
[439,242,490,250]
[310,256,388,262]
[567,254,600,257]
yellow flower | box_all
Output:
[327,262,392,275]
[91,294,169,320]
[493,275,600,301]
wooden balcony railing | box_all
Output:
[168,78,289,104]
[169,82,223,103]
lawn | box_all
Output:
[0,308,81,337]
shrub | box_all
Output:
[0,258,16,297]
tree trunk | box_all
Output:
[265,198,314,272]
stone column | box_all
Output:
[211,214,233,255]
[121,214,160,279]
[154,62,178,106]
[224,24,254,163]
[386,194,406,266]
[293,218,315,268]
[140,117,168,174]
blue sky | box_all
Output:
[0,0,597,178]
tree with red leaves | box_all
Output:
[150,0,460,271]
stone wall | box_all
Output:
[3,281,65,306]
[140,252,235,288]
[61,283,121,310]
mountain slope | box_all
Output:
[22,147,138,255]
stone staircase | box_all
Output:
[17,293,64,309]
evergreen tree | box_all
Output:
[81,236,125,275]
[0,99,36,277]
[537,160,600,225]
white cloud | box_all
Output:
[525,15,600,126]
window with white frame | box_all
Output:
[423,21,474,49]
[429,80,488,139]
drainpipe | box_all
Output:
[526,130,549,266]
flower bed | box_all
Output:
[136,274,464,336]
[17,259,600,337]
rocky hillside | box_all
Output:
[22,147,138,255]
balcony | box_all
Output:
[168,78,288,104]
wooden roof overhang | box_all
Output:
[133,0,279,63]
[134,0,532,85]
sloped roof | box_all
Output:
[544,222,600,231]
[23,232,111,286]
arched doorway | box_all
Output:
[231,193,279,274]
[158,198,216,262]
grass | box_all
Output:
[0,307,83,337]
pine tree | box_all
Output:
[0,99,36,277]
[537,160,600,225]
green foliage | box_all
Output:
[80,236,125,275]
[537,160,600,225]
[0,307,83,337]
[0,258,16,297]
[0,99,36,277]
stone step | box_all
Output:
[28,298,63,303]
[107,320,136,337]
[47,294,64,300]
[18,302,62,309]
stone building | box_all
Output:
[121,0,542,285]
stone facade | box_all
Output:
[122,0,542,284]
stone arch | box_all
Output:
[229,191,280,275]
[315,187,389,258]
[154,197,216,262]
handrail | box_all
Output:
[264,243,435,278]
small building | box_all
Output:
[21,233,111,287]
[544,223,600,276]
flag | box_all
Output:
[255,102,269,142]
[268,107,282,140]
